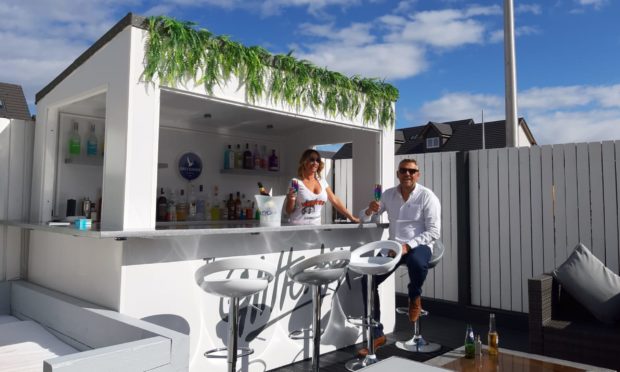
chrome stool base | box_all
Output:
[345,354,378,371]
[395,337,441,353]
[204,346,254,358]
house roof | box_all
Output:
[396,117,536,155]
[0,82,32,121]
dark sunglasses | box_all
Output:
[307,157,321,163]
[399,168,419,175]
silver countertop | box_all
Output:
[0,220,386,239]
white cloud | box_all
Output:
[577,0,607,8]
[516,4,542,15]
[299,22,375,46]
[409,84,620,144]
[489,25,540,43]
[296,42,427,80]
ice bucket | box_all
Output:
[254,195,286,227]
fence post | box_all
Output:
[456,151,471,305]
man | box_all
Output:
[357,158,441,356]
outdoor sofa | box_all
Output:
[528,274,620,371]
[0,280,189,371]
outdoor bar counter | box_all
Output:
[3,220,394,371]
[0,13,400,372]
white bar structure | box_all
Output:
[1,13,397,372]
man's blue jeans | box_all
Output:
[361,245,432,337]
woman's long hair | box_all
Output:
[297,149,324,179]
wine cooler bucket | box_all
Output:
[254,195,286,227]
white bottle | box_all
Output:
[188,185,197,221]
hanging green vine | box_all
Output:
[143,16,399,128]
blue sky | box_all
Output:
[1,0,618,144]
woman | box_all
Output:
[286,149,360,225]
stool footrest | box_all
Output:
[288,328,321,340]
[395,307,428,317]
[346,315,379,328]
[204,347,254,359]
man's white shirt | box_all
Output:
[360,183,441,256]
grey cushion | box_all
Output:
[553,243,620,325]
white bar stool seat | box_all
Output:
[395,240,445,353]
[345,240,402,371]
[195,257,276,372]
[287,250,351,372]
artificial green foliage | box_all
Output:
[144,16,399,128]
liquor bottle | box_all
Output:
[261,145,268,169]
[234,144,243,169]
[475,335,482,357]
[243,143,253,169]
[234,192,242,219]
[176,189,187,221]
[268,149,279,171]
[253,144,261,169]
[188,184,197,221]
[245,200,254,220]
[210,186,220,220]
[227,193,235,220]
[488,313,499,355]
[257,182,270,196]
[69,121,81,156]
[465,324,475,359]
[166,188,177,222]
[86,123,98,156]
[224,145,234,169]
[157,187,167,221]
[196,184,207,221]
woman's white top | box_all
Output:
[289,177,329,225]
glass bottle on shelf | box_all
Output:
[226,193,235,220]
[234,192,242,219]
[268,149,279,171]
[166,188,176,222]
[196,184,207,221]
[488,313,499,356]
[69,121,81,156]
[157,187,167,222]
[224,145,234,169]
[243,143,253,169]
[210,186,220,220]
[86,122,98,156]
[188,184,197,221]
[176,189,187,221]
[253,144,261,169]
[261,145,268,169]
[234,144,243,169]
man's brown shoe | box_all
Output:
[409,296,422,323]
[356,335,386,357]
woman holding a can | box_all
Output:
[286,149,360,225]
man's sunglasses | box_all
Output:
[398,168,419,175]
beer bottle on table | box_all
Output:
[464,324,475,359]
[488,313,499,355]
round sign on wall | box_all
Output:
[178,152,202,181]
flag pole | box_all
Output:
[504,0,518,147]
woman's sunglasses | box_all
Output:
[307,157,321,163]
[398,168,419,175]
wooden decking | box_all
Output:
[269,309,529,371]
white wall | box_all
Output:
[0,118,35,281]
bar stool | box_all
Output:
[287,250,351,372]
[395,240,445,353]
[345,240,402,371]
[195,257,276,372]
